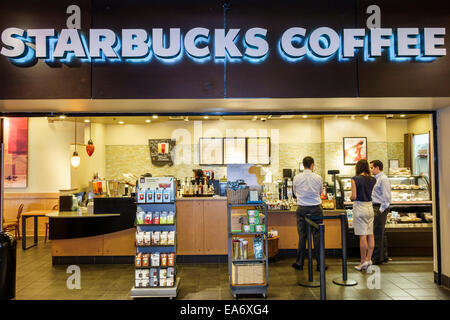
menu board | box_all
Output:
[224,138,246,164]
[199,138,223,164]
[149,139,176,166]
[247,137,270,164]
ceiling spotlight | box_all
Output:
[59,115,66,119]
[219,116,225,121]
[203,115,209,119]
[84,119,90,123]
[145,119,151,123]
[302,115,308,118]
[252,116,257,121]
[118,121,124,124]
[184,117,189,122]
[363,115,369,120]
[400,114,406,118]
[152,115,158,119]
[351,115,355,120]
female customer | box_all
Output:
[351,159,377,271]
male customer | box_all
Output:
[292,156,327,271]
[370,160,391,265]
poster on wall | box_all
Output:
[224,138,246,164]
[199,138,223,165]
[3,118,28,188]
[247,137,270,165]
[148,139,176,167]
[343,137,367,165]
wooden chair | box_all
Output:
[3,203,24,240]
[44,204,58,243]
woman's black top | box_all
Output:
[352,175,376,202]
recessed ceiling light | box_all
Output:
[59,115,66,119]
[204,115,209,119]
[351,115,355,120]
[302,115,308,118]
[118,121,124,124]
[184,117,189,122]
[84,119,90,123]
[400,114,406,118]
[252,116,257,121]
[145,119,151,123]
[152,115,158,119]
[363,115,369,120]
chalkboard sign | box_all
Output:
[149,139,176,166]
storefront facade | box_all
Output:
[1,0,450,293]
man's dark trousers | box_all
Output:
[295,205,324,266]
[373,204,389,263]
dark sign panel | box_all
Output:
[0,0,91,99]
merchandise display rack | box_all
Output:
[227,203,269,299]
[130,178,180,299]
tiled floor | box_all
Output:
[13,239,450,300]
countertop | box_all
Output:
[46,211,121,218]
[176,196,227,201]
[268,208,346,215]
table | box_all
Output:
[21,210,58,250]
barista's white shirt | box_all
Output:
[293,169,323,206]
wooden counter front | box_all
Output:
[176,197,228,255]
[268,209,344,250]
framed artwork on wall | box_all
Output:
[4,117,28,188]
[343,137,367,165]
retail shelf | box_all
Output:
[228,203,267,208]
[131,278,180,299]
[137,224,175,227]
[230,232,267,236]
[232,258,266,263]
[136,245,175,247]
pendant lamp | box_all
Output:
[71,119,81,168]
[86,121,95,157]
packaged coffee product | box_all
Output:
[253,236,264,259]
[146,188,155,203]
[232,239,240,260]
[135,253,142,267]
[150,277,158,287]
[249,225,255,233]
[160,277,167,287]
[160,231,168,245]
[248,215,259,225]
[135,279,142,288]
[167,267,175,278]
[167,231,175,245]
[144,212,152,224]
[243,225,251,233]
[151,252,160,266]
[167,211,175,224]
[137,188,146,203]
[152,231,160,245]
[142,279,149,287]
[166,276,174,287]
[255,225,265,232]
[160,253,168,267]
[150,268,158,278]
[159,268,167,279]
[135,269,143,279]
[160,211,167,224]
[144,232,152,246]
[152,212,160,225]
[137,211,145,224]
[143,269,149,279]
[163,188,171,202]
[168,253,175,266]
[248,209,259,216]
[155,188,163,203]
[136,231,144,246]
[142,253,149,267]
[242,240,248,259]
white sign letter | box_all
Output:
[184,27,210,58]
[244,27,268,58]
[397,28,420,57]
[214,29,242,58]
[89,29,118,58]
[153,28,181,58]
[66,265,81,290]
[424,28,446,56]
[370,28,392,57]
[27,29,55,58]
[121,29,148,58]
[343,28,366,57]
[0,28,26,57]
[53,29,87,58]
[309,27,340,57]
[280,27,306,57]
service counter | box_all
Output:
[49,196,345,264]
